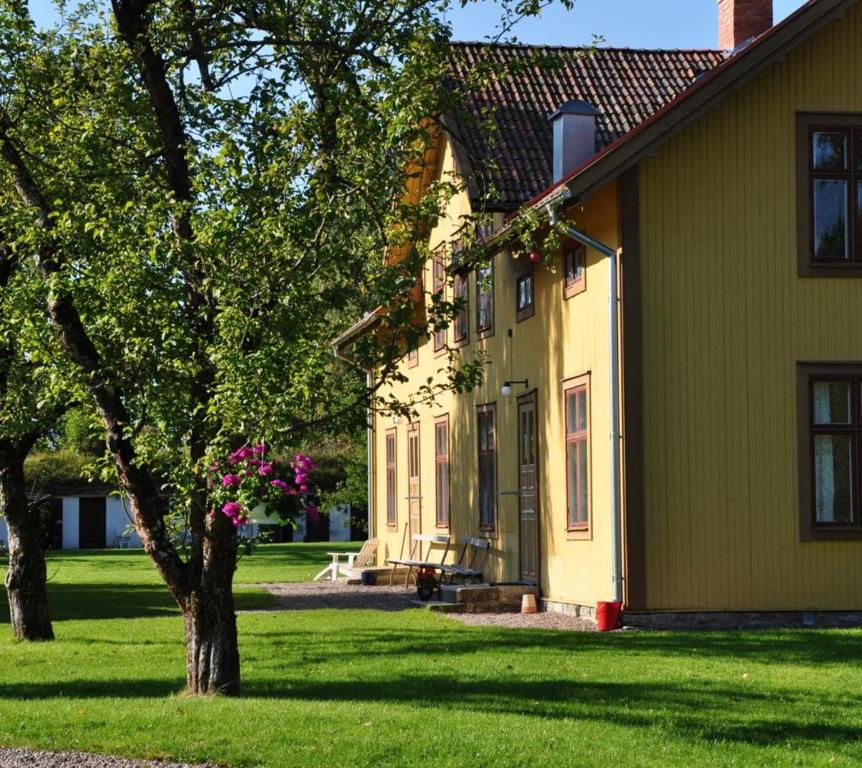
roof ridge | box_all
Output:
[448,40,723,54]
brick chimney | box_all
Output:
[718,0,773,51]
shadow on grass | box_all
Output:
[0,673,858,751]
[0,584,272,622]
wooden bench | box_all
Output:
[439,537,491,584]
[386,534,451,587]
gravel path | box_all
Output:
[447,610,597,631]
[0,748,215,768]
[260,581,598,631]
[260,580,415,611]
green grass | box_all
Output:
[0,545,859,767]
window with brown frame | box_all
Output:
[407,345,418,368]
[563,245,587,298]
[432,251,447,352]
[477,404,497,532]
[476,263,494,337]
[385,430,397,528]
[435,417,450,527]
[453,273,469,344]
[515,262,534,322]
[565,377,590,532]
[798,363,862,541]
[797,114,862,276]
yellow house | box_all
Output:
[336,0,862,625]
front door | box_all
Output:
[518,392,539,584]
[79,497,107,550]
[407,422,422,557]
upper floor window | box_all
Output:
[515,262,534,322]
[798,363,862,541]
[476,263,494,338]
[453,272,469,344]
[432,250,447,352]
[563,245,586,298]
[797,114,862,276]
[407,344,418,368]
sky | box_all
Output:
[27,0,809,50]
[446,0,809,49]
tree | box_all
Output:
[0,0,567,693]
[0,203,65,641]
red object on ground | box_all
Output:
[596,600,623,631]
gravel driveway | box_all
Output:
[0,748,215,768]
[259,581,598,631]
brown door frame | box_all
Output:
[517,390,540,585]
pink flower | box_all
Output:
[270,479,290,493]
[258,463,273,477]
[299,484,309,493]
[209,461,221,472]
[253,442,267,456]
[222,501,242,517]
[229,446,253,464]
[221,474,241,488]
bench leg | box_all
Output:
[389,564,396,587]
[314,564,334,581]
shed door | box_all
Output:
[407,423,421,555]
[518,392,539,584]
[79,497,107,550]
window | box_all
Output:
[476,263,494,337]
[515,263,534,322]
[432,250,447,352]
[385,430,397,528]
[565,376,590,534]
[435,417,450,527]
[407,344,418,368]
[797,114,862,276]
[564,245,587,298]
[798,363,862,540]
[477,404,497,532]
[453,273,469,344]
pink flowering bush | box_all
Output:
[210,443,317,527]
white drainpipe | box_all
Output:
[547,199,623,603]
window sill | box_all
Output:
[566,526,591,541]
[476,327,494,341]
[801,525,862,542]
[515,307,534,323]
[799,263,862,278]
[564,279,586,299]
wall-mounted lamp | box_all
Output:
[392,414,402,424]
[501,379,529,398]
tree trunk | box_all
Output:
[182,533,239,695]
[0,447,53,641]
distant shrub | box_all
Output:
[24,450,93,490]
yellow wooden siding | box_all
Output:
[371,133,621,606]
[638,4,862,610]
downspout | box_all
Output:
[332,347,375,541]
[546,197,623,604]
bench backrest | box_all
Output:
[458,536,492,572]
[353,538,379,569]
[412,534,450,564]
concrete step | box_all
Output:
[412,600,523,614]
[439,583,539,606]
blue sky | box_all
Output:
[448,0,807,48]
[28,0,808,49]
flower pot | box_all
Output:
[360,571,377,587]
[417,586,434,601]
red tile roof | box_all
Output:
[446,43,726,209]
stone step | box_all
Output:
[439,583,539,605]
[413,599,523,614]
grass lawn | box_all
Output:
[0,545,859,767]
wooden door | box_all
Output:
[518,392,540,584]
[407,423,422,556]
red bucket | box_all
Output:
[596,600,623,631]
